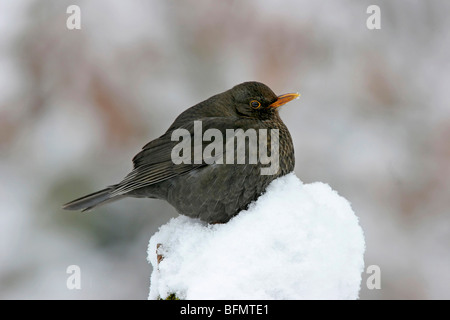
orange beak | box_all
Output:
[269,93,300,108]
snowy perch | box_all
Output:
[147,173,365,300]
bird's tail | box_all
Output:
[62,186,125,212]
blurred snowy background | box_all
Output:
[1,0,449,299]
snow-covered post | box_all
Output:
[147,173,365,300]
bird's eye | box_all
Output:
[250,100,261,109]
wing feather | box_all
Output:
[112,117,253,196]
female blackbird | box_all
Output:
[63,81,299,223]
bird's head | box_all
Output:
[229,81,300,119]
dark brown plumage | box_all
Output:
[63,81,299,223]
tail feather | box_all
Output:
[62,187,124,212]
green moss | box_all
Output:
[160,293,180,300]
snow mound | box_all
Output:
[147,173,365,300]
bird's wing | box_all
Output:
[110,117,253,196]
